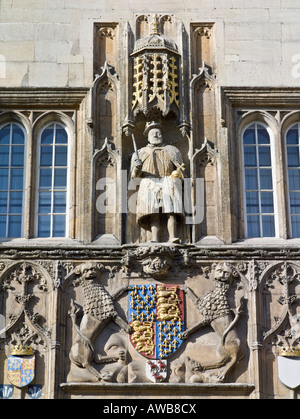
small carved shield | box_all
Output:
[278,356,300,389]
[129,284,185,360]
[146,360,168,383]
[7,355,35,388]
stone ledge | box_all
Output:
[0,87,89,109]
[60,382,255,398]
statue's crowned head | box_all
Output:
[143,121,164,137]
[144,121,164,146]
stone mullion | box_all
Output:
[23,116,33,239]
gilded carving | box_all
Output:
[128,283,185,362]
[131,14,180,117]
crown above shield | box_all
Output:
[278,346,300,357]
[11,345,34,356]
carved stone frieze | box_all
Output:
[261,262,300,350]
[0,262,54,354]
[1,246,298,397]
[61,257,250,385]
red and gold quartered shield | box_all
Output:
[7,355,35,388]
[129,284,184,360]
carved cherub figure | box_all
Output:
[68,262,132,382]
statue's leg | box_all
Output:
[150,214,160,242]
[167,214,179,243]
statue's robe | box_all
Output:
[130,144,184,231]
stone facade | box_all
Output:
[1,0,300,400]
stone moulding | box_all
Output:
[1,242,300,262]
[221,87,300,107]
[60,382,255,397]
[0,88,89,109]
[221,87,300,127]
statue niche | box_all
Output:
[94,141,120,243]
[91,62,121,243]
[130,121,185,243]
[192,139,220,242]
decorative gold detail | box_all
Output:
[132,52,180,114]
[149,53,163,104]
[156,286,181,322]
[131,321,155,356]
[130,286,157,322]
[157,322,182,359]
[168,56,179,107]
[132,57,144,109]
[11,345,34,356]
[171,162,185,179]
[131,13,180,116]
[279,346,300,357]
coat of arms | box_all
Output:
[7,345,35,388]
[129,284,184,367]
[278,346,300,390]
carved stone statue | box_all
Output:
[178,262,244,382]
[130,122,184,243]
[68,263,131,382]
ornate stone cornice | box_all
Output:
[0,88,89,109]
[0,242,300,261]
[222,87,300,108]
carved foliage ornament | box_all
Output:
[0,262,53,353]
[263,262,300,352]
[97,26,116,40]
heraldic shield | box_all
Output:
[129,284,184,360]
[278,355,300,390]
[7,355,35,388]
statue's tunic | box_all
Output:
[131,144,184,231]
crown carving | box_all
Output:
[278,346,300,357]
[11,345,34,356]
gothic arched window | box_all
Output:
[242,122,277,238]
[36,123,69,238]
[0,123,26,238]
[286,122,300,238]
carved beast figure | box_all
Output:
[68,262,131,382]
[181,262,244,382]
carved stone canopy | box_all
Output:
[132,22,178,55]
[131,14,180,118]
